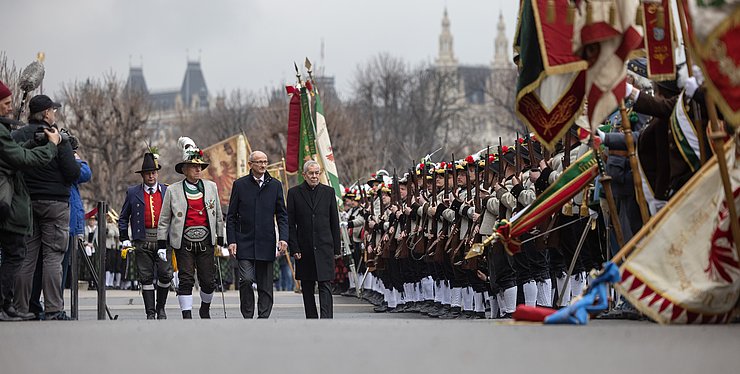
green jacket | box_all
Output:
[0,122,58,235]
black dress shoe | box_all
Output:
[46,311,71,321]
[182,310,192,319]
[429,305,450,318]
[473,312,486,319]
[3,305,35,320]
[0,310,21,321]
[373,303,389,313]
[438,306,462,319]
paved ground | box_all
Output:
[1,289,738,374]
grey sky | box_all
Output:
[4,0,520,99]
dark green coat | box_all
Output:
[0,122,57,235]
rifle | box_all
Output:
[498,137,504,182]
[433,164,450,260]
[411,165,428,257]
[396,168,413,259]
[483,146,490,190]
[527,133,538,167]
[376,182,388,270]
[427,169,440,259]
[358,184,375,271]
[447,158,464,258]
[515,132,522,175]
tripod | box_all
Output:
[76,238,118,320]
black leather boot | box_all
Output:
[438,306,462,319]
[182,310,192,319]
[199,302,211,319]
[142,289,156,320]
[155,286,169,320]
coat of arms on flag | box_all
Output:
[616,140,740,324]
[515,0,588,150]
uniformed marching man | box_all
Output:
[119,150,172,319]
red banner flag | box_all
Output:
[642,0,676,81]
[285,87,301,174]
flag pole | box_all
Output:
[619,99,650,224]
[705,96,740,259]
[675,0,708,163]
[591,138,625,247]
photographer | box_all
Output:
[12,94,81,321]
[61,137,92,295]
[0,82,62,321]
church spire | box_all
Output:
[436,8,458,68]
[492,10,511,69]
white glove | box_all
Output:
[684,77,699,99]
[625,82,634,98]
[121,240,132,248]
[340,221,348,228]
[597,129,606,139]
[157,248,167,262]
[692,65,704,85]
[85,244,93,257]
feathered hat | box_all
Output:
[175,136,209,174]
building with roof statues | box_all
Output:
[433,8,520,141]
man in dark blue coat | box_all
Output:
[226,151,288,319]
[119,151,171,319]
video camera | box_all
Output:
[33,124,77,149]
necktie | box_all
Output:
[148,187,154,195]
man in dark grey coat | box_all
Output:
[287,160,341,319]
[227,151,288,319]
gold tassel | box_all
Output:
[657,5,665,29]
[586,1,593,25]
[609,1,617,27]
[563,201,574,216]
[547,0,556,23]
[567,1,576,25]
[635,5,643,26]
[580,189,590,217]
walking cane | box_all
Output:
[556,215,594,307]
[215,255,227,319]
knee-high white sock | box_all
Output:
[489,296,499,319]
[442,283,452,305]
[462,287,474,311]
[571,272,586,299]
[523,280,537,306]
[503,287,517,314]
[387,288,397,308]
[200,290,213,304]
[397,287,404,305]
[450,287,462,308]
[121,280,131,290]
[113,273,122,287]
[383,287,391,303]
[105,272,113,287]
[434,282,442,303]
[473,292,485,313]
[178,295,193,311]
[349,273,356,289]
[537,279,553,307]
[423,278,435,301]
[172,272,179,289]
[556,274,571,306]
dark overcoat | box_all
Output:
[226,171,288,261]
[287,182,340,281]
